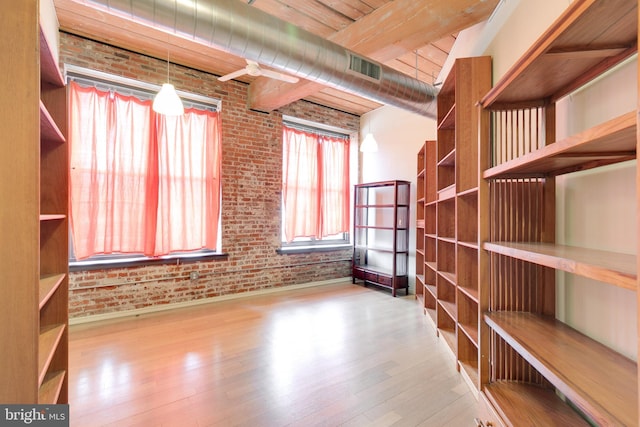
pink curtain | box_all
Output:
[282,125,350,243]
[69,81,221,259]
[154,109,221,255]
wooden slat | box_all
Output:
[484,241,636,291]
[485,382,590,426]
[484,111,636,178]
[485,312,637,427]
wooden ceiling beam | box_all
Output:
[247,0,500,113]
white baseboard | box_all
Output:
[69,277,351,326]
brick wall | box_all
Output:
[61,33,358,319]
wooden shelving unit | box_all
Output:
[0,0,69,404]
[476,0,638,425]
[352,180,410,297]
[415,56,491,391]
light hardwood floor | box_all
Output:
[69,282,478,426]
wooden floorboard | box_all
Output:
[68,282,478,426]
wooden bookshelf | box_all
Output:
[477,0,638,424]
[0,0,69,404]
[414,56,491,386]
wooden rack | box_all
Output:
[476,0,638,425]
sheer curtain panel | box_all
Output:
[69,81,221,259]
[282,125,350,243]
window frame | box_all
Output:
[280,116,356,253]
[65,65,224,269]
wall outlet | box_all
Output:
[190,271,200,280]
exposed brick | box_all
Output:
[61,33,356,319]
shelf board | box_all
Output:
[458,361,479,391]
[458,321,478,345]
[354,203,397,209]
[483,241,636,291]
[416,219,425,229]
[39,25,64,87]
[438,103,456,130]
[437,184,456,201]
[39,370,66,404]
[483,111,636,179]
[457,240,478,250]
[485,381,591,426]
[439,300,457,321]
[439,327,457,355]
[38,324,66,387]
[425,261,437,272]
[438,270,456,286]
[438,148,456,167]
[438,236,456,245]
[39,274,65,310]
[458,285,478,303]
[425,307,437,327]
[354,245,401,254]
[457,187,478,197]
[425,284,436,299]
[40,214,66,221]
[485,312,637,427]
[40,101,65,144]
[353,264,394,277]
[480,0,637,109]
[354,225,400,231]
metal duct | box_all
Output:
[83,0,439,117]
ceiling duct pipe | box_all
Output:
[81,0,438,117]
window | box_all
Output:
[282,120,352,247]
[67,69,221,263]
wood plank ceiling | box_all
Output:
[54,0,500,116]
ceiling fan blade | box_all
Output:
[259,68,299,84]
[218,68,249,82]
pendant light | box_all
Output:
[360,132,378,152]
[153,49,184,116]
[360,119,378,152]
